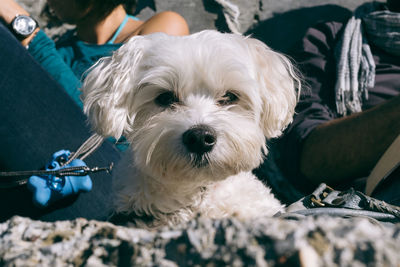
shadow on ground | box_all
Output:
[246,4,352,54]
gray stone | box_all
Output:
[1,215,399,266]
[13,0,47,21]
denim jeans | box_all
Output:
[0,23,121,222]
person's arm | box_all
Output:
[28,31,82,106]
[300,94,400,185]
[0,0,82,106]
[0,0,38,47]
[283,20,400,187]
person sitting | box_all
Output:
[278,0,400,205]
[0,0,188,222]
[0,0,189,106]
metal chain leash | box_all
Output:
[0,133,110,188]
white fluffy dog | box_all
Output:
[82,30,299,228]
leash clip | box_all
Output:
[310,183,334,207]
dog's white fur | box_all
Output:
[82,30,299,228]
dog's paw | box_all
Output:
[201,172,284,219]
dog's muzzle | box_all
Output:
[182,125,216,157]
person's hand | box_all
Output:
[0,0,39,47]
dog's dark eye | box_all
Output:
[155,91,178,107]
[218,91,239,106]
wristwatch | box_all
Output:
[10,14,38,40]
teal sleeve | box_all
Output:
[28,30,83,107]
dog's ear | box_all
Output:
[82,36,148,139]
[245,37,300,138]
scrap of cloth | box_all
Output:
[334,2,400,116]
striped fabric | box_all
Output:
[364,10,400,56]
[334,2,400,116]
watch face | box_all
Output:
[12,15,37,37]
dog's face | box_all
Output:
[82,30,299,184]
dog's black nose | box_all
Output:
[182,125,217,155]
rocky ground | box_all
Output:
[1,215,399,266]
[5,0,398,266]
